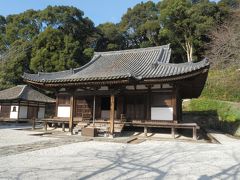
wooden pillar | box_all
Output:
[193,127,197,140]
[62,123,65,132]
[117,96,123,119]
[171,126,175,139]
[146,85,152,120]
[32,118,35,130]
[93,95,96,126]
[110,94,115,135]
[17,101,20,123]
[44,121,47,131]
[172,88,177,122]
[55,94,59,117]
[144,126,148,137]
[69,93,75,134]
[179,99,183,122]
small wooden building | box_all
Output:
[23,45,209,137]
[0,85,55,122]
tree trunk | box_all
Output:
[181,36,193,62]
[185,40,193,62]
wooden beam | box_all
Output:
[109,94,115,135]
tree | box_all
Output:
[39,6,96,49]
[159,0,225,62]
[30,27,80,72]
[0,40,32,89]
[96,22,125,51]
[206,10,240,69]
[5,9,40,44]
[218,0,240,9]
[0,5,98,87]
[0,15,7,54]
[119,1,159,48]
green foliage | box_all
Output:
[0,2,235,91]
[83,48,94,62]
[96,22,124,51]
[187,98,240,122]
[5,9,40,44]
[119,1,159,48]
[0,40,31,89]
[0,6,97,85]
[218,0,240,9]
[39,6,95,45]
[159,0,224,62]
[30,27,80,72]
[0,15,7,53]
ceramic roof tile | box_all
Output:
[23,44,209,84]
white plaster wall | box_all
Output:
[57,106,70,118]
[126,85,135,90]
[151,107,173,121]
[10,105,19,119]
[162,84,172,88]
[19,106,28,119]
[136,85,147,90]
[38,107,45,119]
[101,110,117,119]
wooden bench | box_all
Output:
[127,121,200,140]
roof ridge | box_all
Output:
[17,85,27,99]
[73,54,101,74]
[157,58,209,67]
[94,44,170,56]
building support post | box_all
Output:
[193,127,197,140]
[93,95,96,126]
[171,127,175,139]
[69,92,75,135]
[62,123,65,132]
[109,94,115,136]
[172,87,177,123]
[146,85,152,120]
[32,118,35,130]
[17,101,20,124]
[144,126,148,137]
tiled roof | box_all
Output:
[0,85,55,103]
[23,44,209,84]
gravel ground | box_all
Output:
[0,126,240,180]
[0,125,54,147]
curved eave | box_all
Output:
[23,66,209,88]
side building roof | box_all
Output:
[0,85,55,103]
[23,44,210,86]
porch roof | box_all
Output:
[22,44,209,85]
[0,85,55,103]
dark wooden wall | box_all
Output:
[0,105,11,118]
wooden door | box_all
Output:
[27,106,38,119]
[126,95,146,120]
[75,97,93,119]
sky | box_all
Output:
[0,0,161,26]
